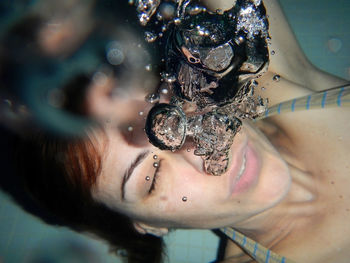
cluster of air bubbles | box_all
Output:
[145,93,160,104]
[136,0,271,176]
[235,1,269,40]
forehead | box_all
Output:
[90,128,128,209]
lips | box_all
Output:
[227,138,261,196]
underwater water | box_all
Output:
[0,1,349,263]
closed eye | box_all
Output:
[149,159,161,194]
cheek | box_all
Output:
[256,152,291,204]
[159,167,224,214]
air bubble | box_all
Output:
[161,87,169,95]
[161,72,176,83]
[174,18,181,25]
[273,75,281,82]
[145,176,150,181]
[153,162,159,168]
[327,38,343,53]
[139,111,144,116]
[145,103,187,151]
[145,31,157,43]
[106,41,125,66]
[159,2,176,20]
[145,64,152,71]
[182,196,188,202]
[271,50,275,55]
[127,126,134,132]
[145,93,160,104]
[153,155,158,160]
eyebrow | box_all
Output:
[121,150,149,201]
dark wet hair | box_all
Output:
[0,1,165,261]
[14,128,165,263]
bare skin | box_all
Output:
[85,1,350,262]
[217,0,350,262]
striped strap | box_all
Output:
[220,227,296,263]
[257,84,350,120]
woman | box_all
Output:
[9,0,350,262]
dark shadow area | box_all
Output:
[0,125,63,226]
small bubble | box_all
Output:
[186,148,191,152]
[127,126,134,132]
[145,176,150,181]
[139,111,144,116]
[159,2,176,20]
[182,196,187,202]
[327,38,343,53]
[174,18,181,25]
[153,162,159,168]
[106,41,125,66]
[271,50,275,55]
[273,75,281,82]
[145,31,157,43]
[161,87,169,95]
[237,36,245,44]
[261,87,266,91]
[161,72,176,83]
[145,93,160,104]
[145,64,152,71]
[153,155,158,160]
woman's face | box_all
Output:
[91,96,291,231]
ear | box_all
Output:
[133,222,169,237]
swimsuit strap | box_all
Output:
[256,84,350,120]
[220,227,296,263]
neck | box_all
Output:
[232,136,324,248]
